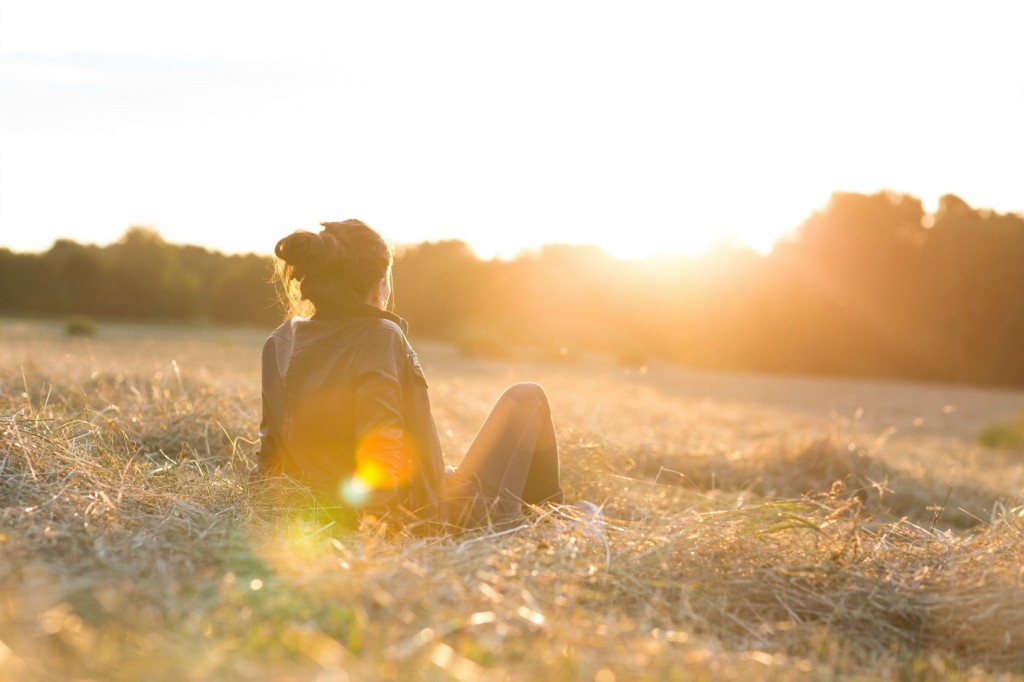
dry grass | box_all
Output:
[3,319,1024,681]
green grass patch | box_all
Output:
[979,410,1024,449]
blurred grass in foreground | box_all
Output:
[2,322,1024,681]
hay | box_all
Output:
[3,332,1024,680]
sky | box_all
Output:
[1,0,1022,260]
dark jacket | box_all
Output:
[258,306,446,526]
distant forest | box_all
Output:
[2,190,1023,387]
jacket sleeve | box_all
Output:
[347,326,408,512]
[256,335,286,474]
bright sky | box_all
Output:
[1,0,1022,260]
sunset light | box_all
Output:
[2,0,1022,259]
[5,3,1024,678]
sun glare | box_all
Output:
[601,231,713,260]
[461,186,813,261]
[467,222,786,262]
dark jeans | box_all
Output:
[445,383,563,529]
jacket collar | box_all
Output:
[313,303,409,335]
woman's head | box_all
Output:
[274,219,393,318]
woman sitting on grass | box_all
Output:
[258,219,563,533]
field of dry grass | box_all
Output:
[3,318,1024,681]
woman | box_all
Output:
[258,219,563,533]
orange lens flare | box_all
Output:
[338,432,421,508]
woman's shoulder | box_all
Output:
[263,318,300,348]
[372,316,407,339]
[359,318,414,356]
[264,315,412,360]
[285,316,407,346]
[263,316,313,348]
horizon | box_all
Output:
[1,187,1018,262]
[3,0,1023,260]
[0,220,749,261]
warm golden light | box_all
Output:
[1,1,1020,258]
[339,432,419,508]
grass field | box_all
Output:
[3,318,1024,681]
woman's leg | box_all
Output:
[447,383,563,527]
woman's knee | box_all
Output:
[501,382,548,407]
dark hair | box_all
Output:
[274,219,393,318]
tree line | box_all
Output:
[0,228,278,326]
[2,190,1023,387]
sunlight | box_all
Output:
[599,230,714,260]
[461,182,815,260]
[466,219,784,261]
[1,0,1021,259]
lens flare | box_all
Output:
[337,434,421,508]
[340,472,374,508]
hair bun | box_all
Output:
[321,220,367,257]
[275,231,327,275]
[272,219,391,318]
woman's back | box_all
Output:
[259,311,446,524]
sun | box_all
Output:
[572,194,810,261]
[463,208,801,262]
[596,231,713,260]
